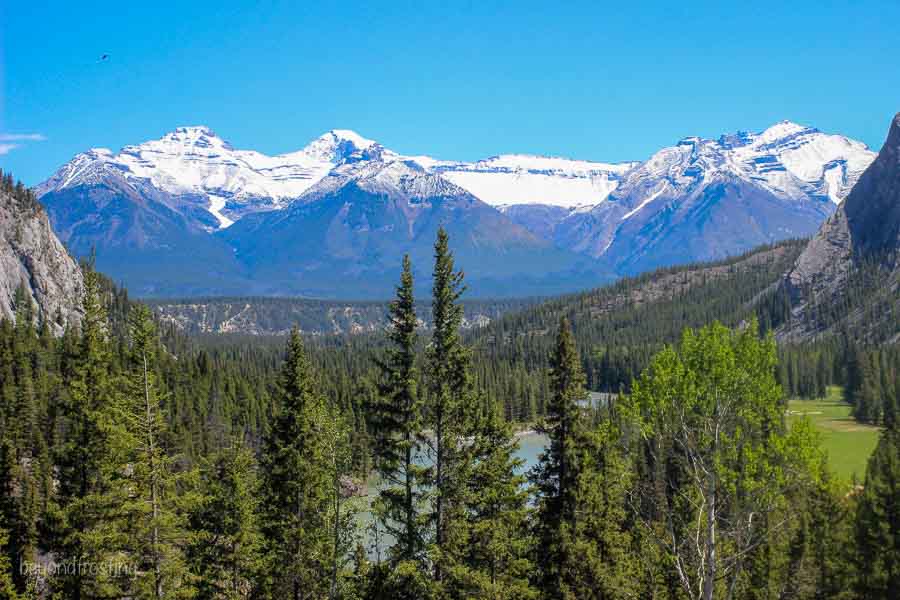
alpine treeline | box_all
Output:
[0,229,898,598]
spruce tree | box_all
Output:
[261,329,353,600]
[117,304,187,598]
[0,523,21,600]
[454,397,536,599]
[531,316,588,599]
[188,440,265,600]
[370,255,428,570]
[564,419,638,599]
[854,427,900,598]
[425,227,474,586]
[51,267,121,599]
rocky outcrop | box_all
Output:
[781,113,900,340]
[0,174,83,333]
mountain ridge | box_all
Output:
[34,120,875,298]
[779,112,900,342]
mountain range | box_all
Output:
[35,120,874,298]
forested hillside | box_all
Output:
[467,240,805,420]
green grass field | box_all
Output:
[787,387,882,481]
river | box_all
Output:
[356,431,549,558]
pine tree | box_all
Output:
[0,523,22,600]
[563,418,639,599]
[453,397,537,599]
[854,428,900,598]
[261,329,353,600]
[188,440,265,600]
[531,316,587,597]
[370,255,427,570]
[117,304,188,598]
[425,227,475,587]
[51,266,122,599]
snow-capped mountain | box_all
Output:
[613,120,873,214]
[37,127,378,230]
[551,121,875,273]
[221,154,595,297]
[34,120,875,298]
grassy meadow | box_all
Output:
[787,387,882,481]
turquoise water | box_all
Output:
[357,431,549,558]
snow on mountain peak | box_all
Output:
[300,129,384,163]
[757,120,809,143]
[329,129,377,149]
[36,119,875,236]
[173,125,217,136]
[40,127,395,227]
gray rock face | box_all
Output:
[0,183,83,332]
[782,113,900,339]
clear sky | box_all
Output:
[2,1,899,184]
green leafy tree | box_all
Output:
[626,321,821,600]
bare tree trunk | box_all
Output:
[405,436,414,560]
[434,403,444,582]
[330,453,340,600]
[703,475,716,600]
[143,352,163,600]
[703,407,721,600]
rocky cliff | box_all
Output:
[781,113,900,341]
[0,172,83,332]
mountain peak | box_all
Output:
[157,125,231,149]
[328,129,377,148]
[301,129,382,163]
[887,113,900,146]
[758,120,811,143]
[172,125,217,136]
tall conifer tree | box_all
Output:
[52,267,120,599]
[188,440,265,600]
[425,227,474,586]
[531,316,587,598]
[261,329,353,600]
[117,304,187,598]
[370,255,428,569]
[455,397,537,599]
[854,427,900,598]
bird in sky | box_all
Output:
[98,54,109,62]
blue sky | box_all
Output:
[2,1,899,184]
